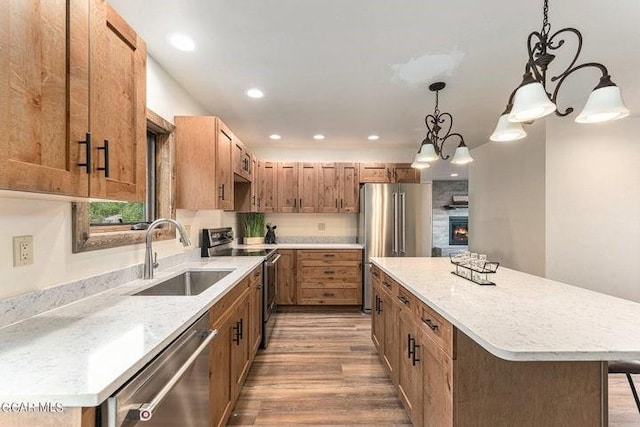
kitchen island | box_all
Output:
[370,257,640,427]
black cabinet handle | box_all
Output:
[408,334,414,359]
[294,198,297,208]
[421,317,439,331]
[341,199,343,209]
[383,280,392,289]
[78,133,91,174]
[239,318,244,340]
[377,297,383,314]
[371,269,380,278]
[299,198,303,208]
[324,253,335,258]
[412,343,421,366]
[397,295,410,305]
[219,184,225,200]
[324,270,335,275]
[323,292,335,297]
[97,139,110,177]
[233,321,241,345]
[335,198,338,208]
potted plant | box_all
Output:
[240,212,265,245]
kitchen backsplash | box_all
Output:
[276,236,357,244]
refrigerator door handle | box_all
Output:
[400,192,406,255]
[392,192,398,254]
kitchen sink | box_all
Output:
[133,270,234,296]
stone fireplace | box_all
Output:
[449,216,469,246]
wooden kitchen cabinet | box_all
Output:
[277,162,299,213]
[248,266,263,358]
[258,161,277,212]
[176,116,236,210]
[296,250,363,305]
[276,249,297,305]
[233,138,252,182]
[318,163,339,213]
[298,163,318,213]
[250,155,259,211]
[359,163,420,184]
[0,0,146,200]
[371,269,385,353]
[392,163,420,183]
[230,295,251,401]
[398,309,424,427]
[422,329,454,427]
[337,163,360,213]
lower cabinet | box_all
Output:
[296,249,363,305]
[398,309,423,427]
[210,266,262,427]
[276,249,297,305]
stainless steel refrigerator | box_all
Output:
[358,183,433,312]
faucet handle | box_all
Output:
[153,252,159,269]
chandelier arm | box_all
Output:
[547,27,583,83]
[550,62,611,117]
[526,31,547,83]
[438,133,466,160]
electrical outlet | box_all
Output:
[317,222,326,231]
[13,235,34,267]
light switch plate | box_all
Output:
[13,235,34,267]
[317,223,326,231]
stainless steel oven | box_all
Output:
[103,312,216,426]
[200,228,279,348]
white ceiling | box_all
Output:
[109,0,640,180]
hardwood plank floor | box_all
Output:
[228,310,640,426]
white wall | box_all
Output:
[469,122,546,276]
[545,117,640,302]
[263,213,357,238]
[0,56,224,300]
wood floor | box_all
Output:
[228,310,640,426]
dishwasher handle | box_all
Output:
[135,329,217,422]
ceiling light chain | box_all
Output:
[412,82,473,168]
[490,0,630,142]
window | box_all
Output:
[72,110,176,252]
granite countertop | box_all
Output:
[234,243,363,250]
[0,256,263,407]
[371,257,640,362]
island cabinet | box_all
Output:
[175,116,235,210]
[209,269,259,427]
[296,250,362,305]
[0,0,146,201]
[372,265,605,427]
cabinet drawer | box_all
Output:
[298,288,361,305]
[417,301,455,358]
[395,285,416,314]
[210,278,250,328]
[297,250,362,262]
[298,265,361,283]
[379,273,397,295]
[250,266,262,286]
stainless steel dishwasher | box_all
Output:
[103,312,217,426]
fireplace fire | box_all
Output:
[449,216,468,246]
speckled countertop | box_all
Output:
[372,257,640,362]
[0,256,262,407]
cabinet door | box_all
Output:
[277,162,298,213]
[371,282,385,354]
[338,163,360,213]
[393,163,420,183]
[298,163,318,213]
[382,292,399,385]
[233,139,245,178]
[89,2,146,201]
[249,267,263,358]
[250,156,259,212]
[423,332,454,427]
[0,0,88,196]
[175,116,217,210]
[276,249,296,305]
[231,297,251,400]
[210,313,233,427]
[398,310,424,427]
[258,161,277,212]
[317,163,339,213]
[359,163,391,183]
[216,120,234,210]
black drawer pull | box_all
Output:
[97,139,110,177]
[383,281,392,288]
[397,295,410,305]
[324,253,335,258]
[421,317,439,331]
[78,133,91,174]
[324,270,336,275]
[323,292,335,297]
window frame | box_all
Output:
[71,109,177,253]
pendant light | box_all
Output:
[492,0,630,142]
[411,82,472,168]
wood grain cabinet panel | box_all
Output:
[318,163,339,213]
[232,138,252,182]
[216,120,234,210]
[248,266,263,358]
[296,250,363,305]
[337,163,360,213]
[250,156,259,211]
[398,309,424,427]
[277,162,299,213]
[276,249,297,305]
[392,163,420,183]
[359,163,391,183]
[258,161,277,212]
[298,163,318,213]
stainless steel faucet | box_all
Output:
[144,218,192,279]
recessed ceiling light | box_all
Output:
[167,33,196,52]
[246,88,264,99]
[450,173,459,177]
[313,134,325,140]
[269,134,282,140]
[367,135,380,141]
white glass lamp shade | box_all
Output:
[575,85,630,123]
[508,82,557,122]
[451,145,473,165]
[411,155,430,169]
[490,114,527,142]
[415,142,439,162]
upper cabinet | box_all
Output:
[233,138,252,182]
[0,0,146,201]
[359,163,420,184]
[277,163,299,213]
[337,163,360,213]
[175,116,236,211]
[258,162,277,213]
[318,164,339,213]
[298,163,318,213]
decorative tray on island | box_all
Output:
[449,254,500,286]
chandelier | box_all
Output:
[411,82,472,169]
[490,0,630,142]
